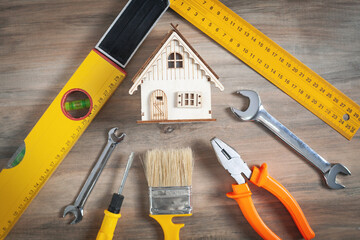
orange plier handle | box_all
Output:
[227,163,315,240]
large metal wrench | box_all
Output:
[231,90,351,189]
[63,128,125,224]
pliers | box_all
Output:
[210,137,315,240]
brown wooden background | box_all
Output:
[1,0,359,239]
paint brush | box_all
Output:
[143,148,193,240]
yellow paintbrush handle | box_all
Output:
[150,214,192,240]
[96,210,121,240]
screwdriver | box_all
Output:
[96,152,134,240]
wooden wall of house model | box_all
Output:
[129,25,224,123]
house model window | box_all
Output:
[177,92,202,108]
[168,53,183,68]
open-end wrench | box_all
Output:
[63,128,125,224]
[231,90,351,189]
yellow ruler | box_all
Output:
[170,0,360,140]
[0,50,126,239]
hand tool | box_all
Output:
[231,90,351,189]
[170,0,360,140]
[143,148,193,240]
[0,0,169,237]
[63,128,125,224]
[211,137,315,240]
[96,152,134,240]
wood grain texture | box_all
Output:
[0,0,359,239]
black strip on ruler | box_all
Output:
[97,0,169,67]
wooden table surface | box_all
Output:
[1,0,359,239]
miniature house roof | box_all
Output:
[129,25,224,95]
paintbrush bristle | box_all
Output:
[144,148,193,187]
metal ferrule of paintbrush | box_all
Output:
[149,186,192,215]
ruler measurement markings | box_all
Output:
[172,0,359,139]
[0,75,121,239]
[2,134,71,239]
[2,155,57,238]
[199,0,315,93]
[265,49,357,137]
[267,37,360,122]
[183,1,254,64]
[238,1,351,134]
[276,66,356,137]
[203,0,337,115]
[242,38,342,130]
[194,0,351,120]
[210,0,360,126]
[198,0,323,106]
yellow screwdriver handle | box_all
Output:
[96,210,121,240]
[150,214,192,240]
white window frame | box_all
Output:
[177,92,202,108]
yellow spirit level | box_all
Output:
[0,0,169,239]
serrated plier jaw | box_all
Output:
[210,137,252,185]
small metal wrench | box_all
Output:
[231,90,351,189]
[63,128,125,224]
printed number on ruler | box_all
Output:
[170,0,360,140]
[0,75,122,239]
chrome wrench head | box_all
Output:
[324,164,351,189]
[231,90,261,121]
[63,205,83,224]
[108,127,126,144]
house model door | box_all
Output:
[150,90,168,120]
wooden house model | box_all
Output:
[129,25,224,123]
